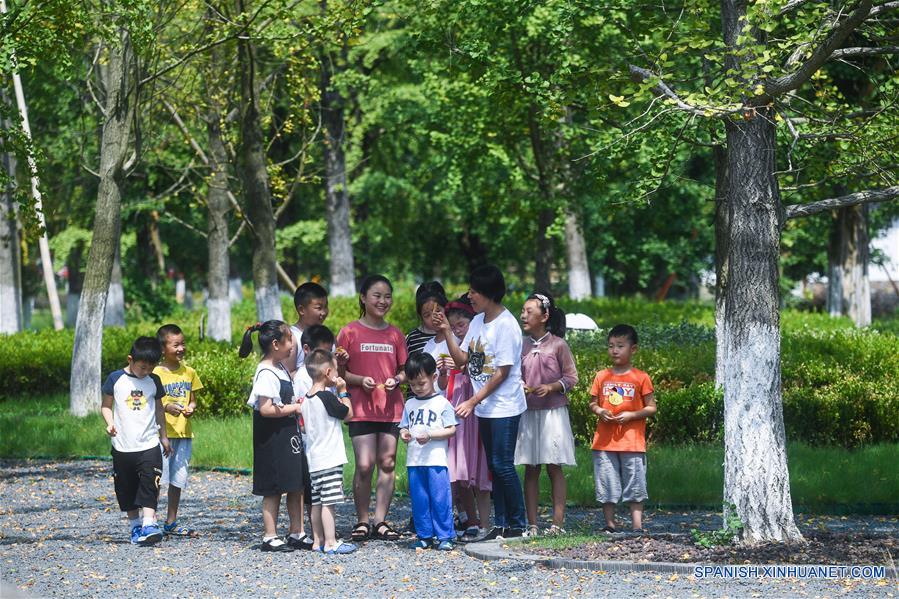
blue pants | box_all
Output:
[479,415,526,529]
[408,466,454,542]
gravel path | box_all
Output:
[1,459,894,598]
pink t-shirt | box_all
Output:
[337,321,409,423]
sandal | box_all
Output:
[372,521,400,541]
[323,541,358,555]
[351,522,371,541]
[163,521,195,536]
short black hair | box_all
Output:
[156,323,183,346]
[301,324,335,350]
[608,324,638,345]
[469,264,505,303]
[305,348,335,381]
[294,281,328,308]
[130,336,162,364]
[404,352,437,379]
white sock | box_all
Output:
[129,517,141,529]
[263,536,284,546]
[142,515,156,527]
[288,532,304,540]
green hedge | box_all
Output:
[2,298,897,447]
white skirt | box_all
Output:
[514,406,577,466]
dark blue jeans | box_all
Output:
[479,414,526,529]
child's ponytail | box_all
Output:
[529,292,567,339]
[238,320,287,358]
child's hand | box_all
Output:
[161,437,172,457]
[533,384,553,397]
[400,429,412,443]
[614,411,636,424]
[598,408,616,422]
[183,405,195,418]
[442,357,456,371]
[334,376,347,393]
[431,311,450,332]
[165,403,184,416]
[455,399,476,419]
[384,377,399,392]
[362,377,376,391]
[106,424,117,437]
[335,347,350,364]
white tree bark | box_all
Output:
[721,109,802,544]
[0,149,23,334]
[564,208,591,300]
[103,244,125,327]
[713,144,729,388]
[71,30,134,416]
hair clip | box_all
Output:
[534,293,550,309]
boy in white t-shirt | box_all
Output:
[399,353,458,551]
[100,336,171,546]
[302,349,355,554]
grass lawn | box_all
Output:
[2,394,897,513]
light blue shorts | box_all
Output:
[161,438,192,489]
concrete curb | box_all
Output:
[462,537,899,579]
[462,537,697,574]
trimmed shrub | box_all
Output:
[2,301,896,447]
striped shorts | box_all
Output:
[309,465,344,506]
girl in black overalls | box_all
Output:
[240,320,308,552]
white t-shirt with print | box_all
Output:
[461,310,526,418]
[246,363,294,410]
[101,369,165,453]
[399,394,458,467]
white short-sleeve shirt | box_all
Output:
[461,310,526,418]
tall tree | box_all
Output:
[236,0,282,321]
[319,0,357,297]
[0,138,22,333]
[622,0,899,542]
[70,24,135,415]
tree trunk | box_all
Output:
[103,242,125,327]
[65,242,85,328]
[320,15,356,297]
[564,207,591,300]
[0,147,23,334]
[721,108,802,544]
[535,207,554,292]
[70,30,134,416]
[713,143,729,388]
[236,8,282,322]
[205,102,232,342]
[828,205,871,326]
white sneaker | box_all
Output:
[523,525,539,538]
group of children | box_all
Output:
[103,267,658,552]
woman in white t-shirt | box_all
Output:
[433,264,527,541]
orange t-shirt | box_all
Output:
[590,367,654,452]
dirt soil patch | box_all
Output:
[513,531,897,565]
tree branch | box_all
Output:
[871,1,899,16]
[765,0,873,98]
[628,65,739,118]
[785,185,899,218]
[830,45,899,60]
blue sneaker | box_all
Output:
[130,525,142,545]
[137,524,163,545]
[407,538,432,550]
[435,540,455,551]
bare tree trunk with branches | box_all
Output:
[236,4,282,322]
[71,29,135,415]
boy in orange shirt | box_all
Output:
[589,324,657,533]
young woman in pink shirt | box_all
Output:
[336,275,409,542]
[515,292,578,536]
